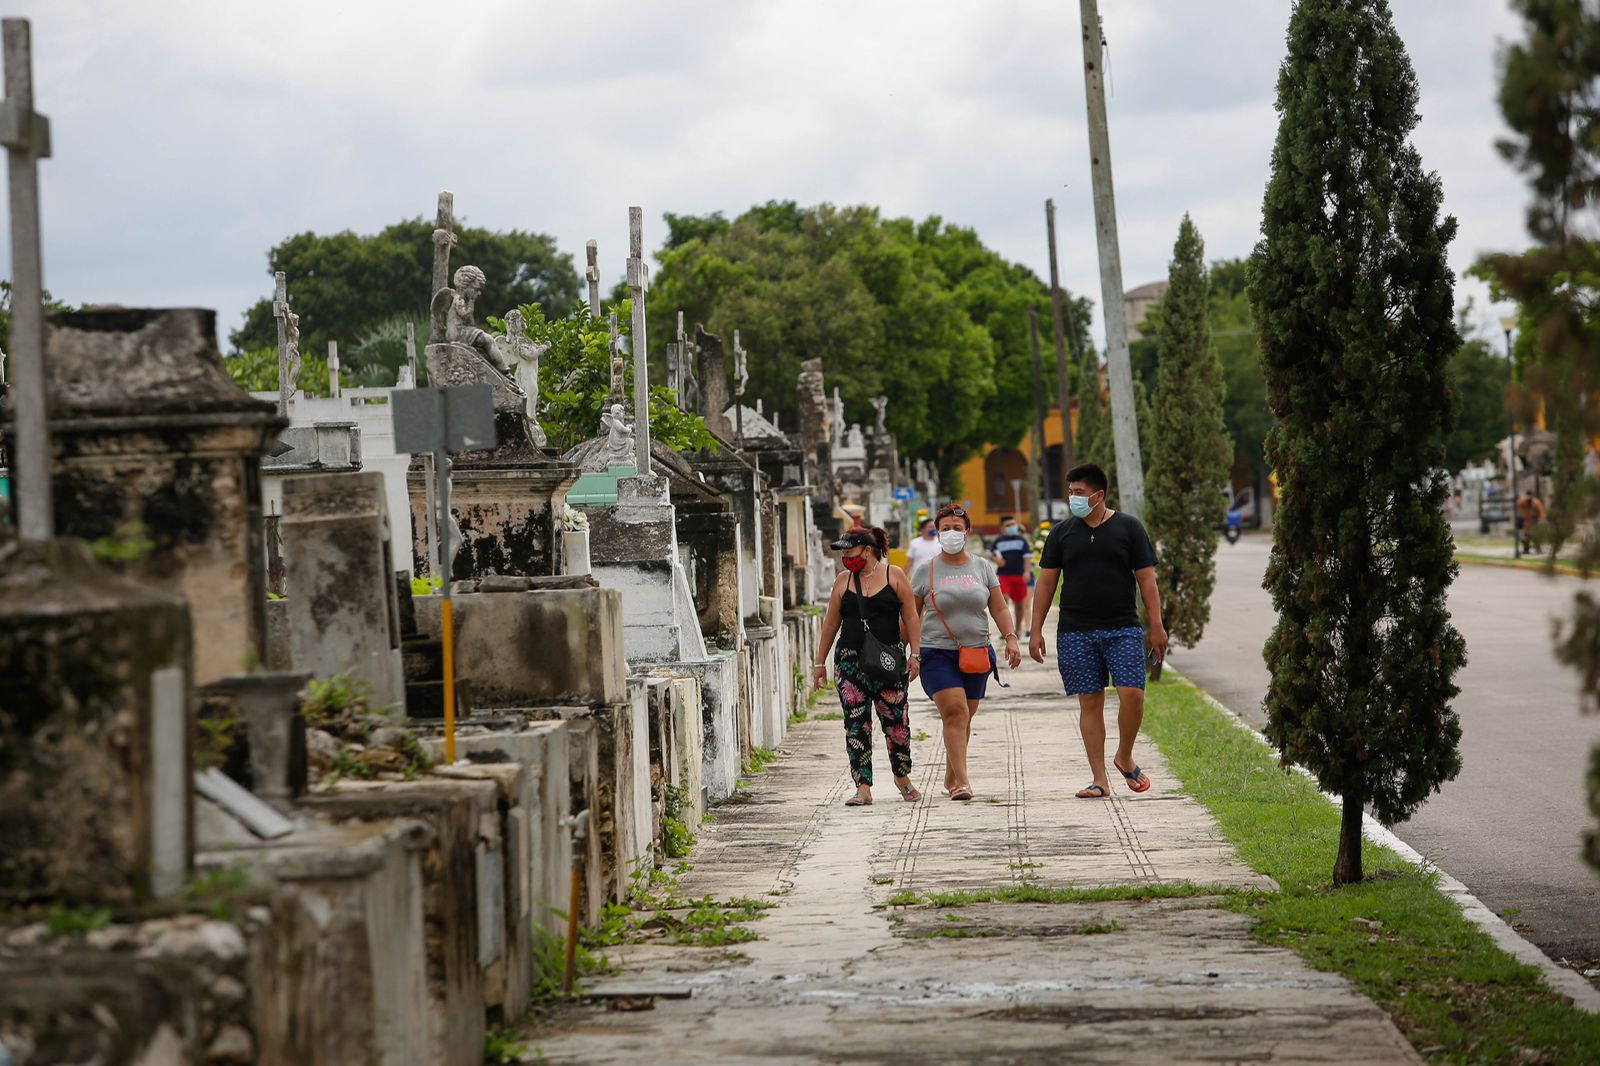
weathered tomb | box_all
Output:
[281,470,405,709]
[1,308,284,685]
[0,538,193,905]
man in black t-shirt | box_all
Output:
[1028,463,1167,800]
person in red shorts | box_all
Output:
[990,514,1033,639]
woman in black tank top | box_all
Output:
[813,526,924,806]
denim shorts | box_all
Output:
[920,646,996,701]
[1057,626,1146,694]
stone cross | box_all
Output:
[627,207,651,474]
[402,320,418,387]
[326,340,341,399]
[271,271,294,414]
[586,239,601,317]
[1,19,53,540]
[429,191,455,343]
[607,310,624,407]
[871,395,888,435]
[732,329,748,444]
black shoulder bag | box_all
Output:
[853,571,907,687]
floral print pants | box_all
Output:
[835,645,912,787]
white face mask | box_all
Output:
[938,529,966,554]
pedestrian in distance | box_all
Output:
[905,518,941,576]
[990,514,1034,639]
[812,526,924,806]
[1029,463,1168,799]
[913,503,1023,801]
[1516,490,1545,554]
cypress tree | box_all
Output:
[1145,216,1231,647]
[1249,0,1465,885]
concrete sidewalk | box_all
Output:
[529,655,1420,1064]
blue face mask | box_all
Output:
[1069,494,1096,519]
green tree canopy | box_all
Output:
[489,301,716,457]
[1250,0,1465,886]
[645,201,1092,479]
[1145,216,1232,648]
[230,220,582,371]
[1484,0,1600,871]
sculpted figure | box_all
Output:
[829,387,846,446]
[601,403,635,468]
[496,308,552,444]
[432,264,506,371]
[283,310,303,399]
[871,395,888,435]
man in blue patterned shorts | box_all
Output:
[1028,463,1167,799]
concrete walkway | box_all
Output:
[530,655,1419,1064]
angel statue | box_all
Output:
[601,403,635,468]
[430,264,507,372]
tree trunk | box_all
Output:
[1332,785,1365,886]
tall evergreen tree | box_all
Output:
[1250,0,1465,885]
[1145,216,1231,647]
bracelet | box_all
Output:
[1002,632,1018,641]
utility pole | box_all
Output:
[1078,0,1145,518]
[1045,199,1076,476]
[1027,307,1049,523]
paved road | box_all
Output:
[531,657,1417,1063]
[1172,534,1600,959]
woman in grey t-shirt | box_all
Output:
[911,503,1023,800]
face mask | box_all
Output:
[922,529,935,539]
[1069,494,1096,519]
[938,529,966,554]
[842,555,867,573]
[1003,524,1019,535]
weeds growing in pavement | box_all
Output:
[908,882,1230,909]
[581,864,775,950]
[744,746,778,775]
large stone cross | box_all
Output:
[429,191,455,343]
[0,18,53,540]
[586,239,601,317]
[627,207,651,473]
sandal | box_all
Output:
[949,785,974,801]
[1115,763,1152,794]
[845,792,873,807]
[1075,783,1109,799]
[896,780,922,802]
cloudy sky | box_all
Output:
[5,0,1529,355]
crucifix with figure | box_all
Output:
[1,18,53,541]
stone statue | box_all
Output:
[283,310,302,399]
[829,387,845,446]
[495,308,552,446]
[431,264,505,372]
[601,403,635,468]
[871,395,888,435]
[846,423,865,452]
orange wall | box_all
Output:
[951,403,1077,532]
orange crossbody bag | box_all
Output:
[927,557,994,675]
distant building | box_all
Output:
[950,402,1079,534]
[1124,280,1168,343]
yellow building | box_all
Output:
[951,403,1078,534]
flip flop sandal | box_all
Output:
[949,786,974,801]
[897,782,922,802]
[845,793,873,806]
[1075,783,1109,799]
[1116,764,1152,794]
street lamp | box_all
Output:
[1500,315,1520,559]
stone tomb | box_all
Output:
[3,308,285,685]
[0,539,193,905]
[409,342,577,581]
[281,470,405,709]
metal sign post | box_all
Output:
[392,383,496,762]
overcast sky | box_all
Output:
[5,0,1529,357]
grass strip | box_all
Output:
[1143,674,1600,1064]
[1454,551,1587,577]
